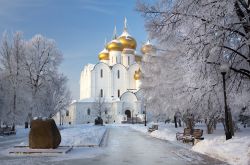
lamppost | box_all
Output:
[132,110,134,124]
[144,103,147,126]
[220,63,232,140]
[135,114,138,124]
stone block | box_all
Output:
[29,118,61,149]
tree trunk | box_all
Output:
[213,120,217,130]
[228,111,234,136]
[13,89,16,126]
[207,123,214,134]
[174,116,177,128]
[178,119,182,127]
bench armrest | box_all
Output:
[176,132,184,140]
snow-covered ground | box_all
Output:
[1,123,249,165]
[18,124,107,147]
[129,122,250,165]
[60,124,106,146]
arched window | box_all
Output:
[100,89,103,97]
[117,70,120,79]
[118,89,120,97]
[87,108,91,115]
[100,69,103,78]
[66,111,69,116]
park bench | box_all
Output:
[191,129,204,144]
[148,124,158,132]
[0,126,16,136]
[176,128,204,145]
[176,128,191,141]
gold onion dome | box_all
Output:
[106,25,123,52]
[134,69,141,80]
[141,40,156,54]
[118,31,137,50]
[106,39,123,51]
[98,48,109,60]
[118,17,137,50]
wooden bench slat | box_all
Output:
[176,128,204,145]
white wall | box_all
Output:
[120,92,139,114]
[80,64,94,100]
[109,51,121,66]
[91,63,111,98]
[111,64,127,99]
[127,63,140,90]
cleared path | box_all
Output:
[0,126,227,165]
[52,126,227,165]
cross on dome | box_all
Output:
[113,25,117,39]
[124,17,128,31]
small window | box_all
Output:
[105,109,108,115]
[100,89,103,97]
[128,56,130,65]
[116,57,118,63]
[117,70,120,79]
[66,111,69,116]
[118,89,120,97]
[87,108,91,115]
[100,69,103,78]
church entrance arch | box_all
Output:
[125,110,131,118]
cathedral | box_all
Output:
[64,19,155,124]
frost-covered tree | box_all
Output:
[92,93,110,118]
[23,34,63,117]
[137,0,250,132]
[0,32,71,125]
[0,32,26,126]
[37,73,71,118]
[141,48,189,122]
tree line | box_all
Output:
[137,0,250,133]
[0,32,71,126]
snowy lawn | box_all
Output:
[18,124,107,147]
[60,124,107,146]
[129,122,250,165]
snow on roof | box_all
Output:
[78,97,120,103]
[109,39,121,44]
[119,30,131,37]
[83,64,95,71]
[78,98,96,102]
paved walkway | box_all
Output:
[52,126,227,165]
[0,126,227,165]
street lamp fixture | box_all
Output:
[220,63,232,140]
[132,110,134,124]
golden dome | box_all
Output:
[134,69,141,80]
[118,35,137,50]
[141,41,156,54]
[98,49,109,60]
[119,18,137,50]
[106,39,123,51]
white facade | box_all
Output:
[63,19,148,124]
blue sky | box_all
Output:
[0,0,148,100]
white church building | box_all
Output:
[62,19,155,124]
